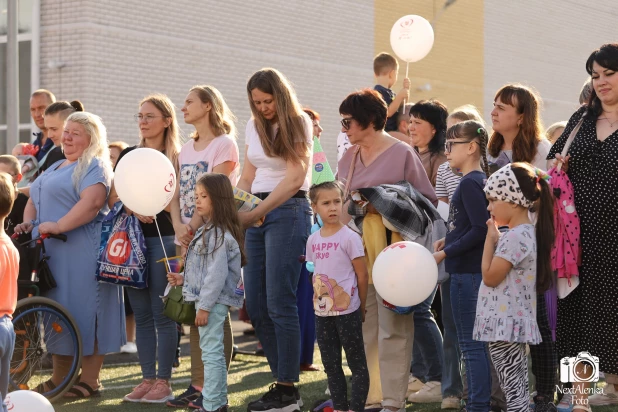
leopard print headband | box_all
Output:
[483,164,534,208]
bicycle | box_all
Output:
[9,233,83,403]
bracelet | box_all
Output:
[30,219,39,226]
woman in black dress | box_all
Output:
[548,43,618,410]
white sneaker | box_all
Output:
[120,342,137,354]
[406,375,425,397]
[407,381,442,403]
[557,393,573,412]
[589,383,618,406]
[441,396,461,410]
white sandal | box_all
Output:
[572,405,592,412]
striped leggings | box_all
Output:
[489,341,529,412]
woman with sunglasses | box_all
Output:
[337,88,436,412]
[237,68,313,412]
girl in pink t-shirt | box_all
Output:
[168,85,239,409]
[306,181,369,412]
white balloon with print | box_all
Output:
[372,241,438,307]
[114,148,176,216]
[390,15,435,63]
[5,390,55,411]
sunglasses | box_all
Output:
[444,140,477,153]
[340,117,354,130]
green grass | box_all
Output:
[49,350,618,412]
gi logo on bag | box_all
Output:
[106,232,131,265]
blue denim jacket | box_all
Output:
[182,225,243,311]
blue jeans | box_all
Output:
[440,276,464,398]
[450,273,491,412]
[199,303,229,410]
[0,316,15,412]
[410,286,443,383]
[127,235,177,380]
[245,197,311,383]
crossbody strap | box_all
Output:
[557,112,586,172]
[343,146,360,200]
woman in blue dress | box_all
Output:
[16,111,123,398]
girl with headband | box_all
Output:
[475,162,555,411]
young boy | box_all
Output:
[0,172,19,412]
[373,52,410,132]
[0,156,29,240]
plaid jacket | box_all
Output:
[348,180,441,240]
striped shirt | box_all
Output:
[435,161,462,202]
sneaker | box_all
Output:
[407,381,442,403]
[533,394,558,412]
[141,379,174,403]
[589,383,618,406]
[123,379,154,403]
[557,393,573,412]
[166,385,201,408]
[294,386,303,408]
[247,383,300,412]
[406,375,425,397]
[188,395,203,409]
[199,406,228,412]
[441,396,461,410]
[120,342,138,354]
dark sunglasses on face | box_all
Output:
[341,117,353,130]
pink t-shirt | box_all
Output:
[0,233,19,319]
[178,135,240,224]
[306,226,365,317]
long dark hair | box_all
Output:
[511,162,555,293]
[585,43,618,121]
[488,84,544,163]
[446,120,490,177]
[196,173,247,266]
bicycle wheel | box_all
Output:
[9,296,83,403]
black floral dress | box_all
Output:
[547,105,618,375]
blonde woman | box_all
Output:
[15,112,118,398]
[237,68,313,411]
[106,94,182,403]
[167,85,239,409]
[545,121,567,143]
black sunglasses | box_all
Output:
[340,117,353,130]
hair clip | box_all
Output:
[477,128,483,135]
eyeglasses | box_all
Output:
[134,114,166,123]
[341,117,354,130]
[445,140,477,153]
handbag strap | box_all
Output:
[343,146,360,200]
[557,112,586,172]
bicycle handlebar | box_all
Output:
[11,232,68,242]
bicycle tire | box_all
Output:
[10,296,83,403]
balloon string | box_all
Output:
[154,216,172,273]
[402,61,410,113]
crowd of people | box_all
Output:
[0,41,617,412]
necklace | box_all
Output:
[599,117,618,128]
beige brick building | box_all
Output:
[2,0,616,162]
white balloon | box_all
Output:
[5,390,55,411]
[390,15,435,63]
[372,241,438,307]
[114,148,176,216]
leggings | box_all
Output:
[316,309,369,412]
[489,341,529,412]
[529,293,557,399]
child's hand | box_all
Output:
[486,218,500,246]
[167,272,184,286]
[396,87,410,101]
[433,237,445,252]
[403,77,410,90]
[433,250,446,265]
[195,309,209,327]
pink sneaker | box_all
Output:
[123,379,154,402]
[141,379,173,403]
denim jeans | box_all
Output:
[244,197,311,383]
[450,273,491,412]
[410,285,443,383]
[199,303,230,411]
[127,235,177,380]
[0,316,15,412]
[440,276,464,398]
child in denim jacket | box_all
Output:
[168,173,246,412]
